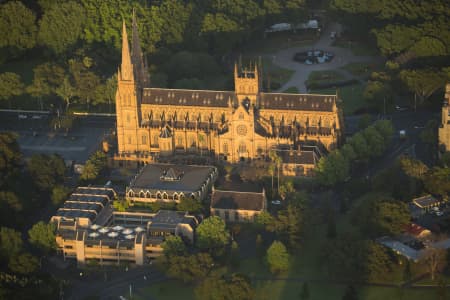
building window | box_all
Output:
[234,211,239,221]
[223,143,228,154]
[177,136,183,146]
[127,114,130,123]
[128,136,132,144]
[238,143,246,154]
[142,135,147,145]
[153,135,159,146]
[239,113,244,120]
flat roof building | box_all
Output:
[51,186,116,227]
[126,164,218,203]
[55,210,199,266]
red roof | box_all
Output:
[405,223,428,236]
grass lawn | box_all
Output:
[332,40,379,56]
[259,57,295,91]
[134,280,195,300]
[306,70,346,88]
[283,86,299,93]
[340,62,382,78]
[311,83,366,115]
[132,278,438,300]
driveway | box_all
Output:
[269,23,382,92]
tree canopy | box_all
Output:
[196,216,230,253]
[266,240,290,274]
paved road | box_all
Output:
[0,112,115,163]
[269,23,383,92]
[65,265,165,300]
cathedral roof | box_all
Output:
[260,93,336,111]
[142,88,236,108]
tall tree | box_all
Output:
[27,154,66,193]
[161,235,187,257]
[196,216,230,253]
[38,1,86,54]
[0,1,37,52]
[400,69,447,103]
[266,240,289,274]
[28,221,56,253]
[0,72,24,108]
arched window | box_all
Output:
[163,193,168,199]
[128,191,134,197]
[156,192,162,199]
[238,143,246,153]
[139,191,145,198]
[177,136,183,146]
[142,135,147,145]
[153,135,159,146]
[180,193,185,200]
[146,191,151,198]
[173,193,179,201]
[223,143,228,154]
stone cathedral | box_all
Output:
[115,18,343,164]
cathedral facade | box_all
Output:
[115,18,343,164]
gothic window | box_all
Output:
[127,136,131,144]
[177,136,183,146]
[223,143,228,154]
[153,135,159,146]
[238,143,246,153]
[142,135,147,145]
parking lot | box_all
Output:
[0,111,114,163]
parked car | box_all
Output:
[271,200,282,205]
[18,114,27,119]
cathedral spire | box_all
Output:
[131,9,148,86]
[121,20,134,81]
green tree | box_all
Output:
[27,154,66,193]
[0,132,22,188]
[363,80,391,113]
[352,194,410,237]
[424,167,450,197]
[164,252,214,283]
[269,150,282,193]
[400,69,446,104]
[8,253,39,274]
[362,126,386,157]
[56,77,76,111]
[80,151,108,182]
[28,221,56,253]
[161,235,186,257]
[348,132,370,161]
[177,196,203,213]
[51,185,70,206]
[195,273,254,300]
[38,1,86,54]
[0,72,24,108]
[266,240,289,274]
[279,180,295,201]
[0,1,37,52]
[0,227,23,262]
[196,216,230,253]
[316,150,350,186]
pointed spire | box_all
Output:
[131,9,148,86]
[121,20,133,81]
[234,62,238,78]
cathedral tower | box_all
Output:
[234,62,261,108]
[116,19,142,154]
